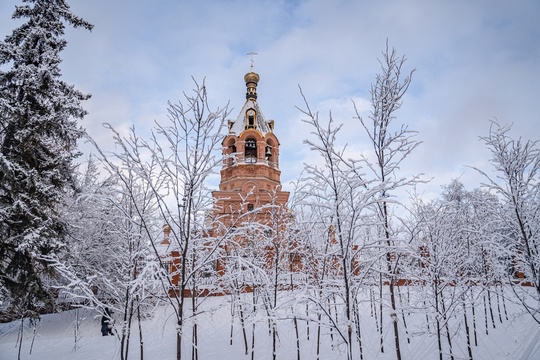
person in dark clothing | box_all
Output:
[101,307,114,336]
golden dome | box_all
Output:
[244,72,260,100]
[244,72,260,84]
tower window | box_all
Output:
[245,138,257,163]
[227,144,237,166]
[247,203,254,212]
[246,109,256,129]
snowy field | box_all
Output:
[1,291,540,360]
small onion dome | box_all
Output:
[244,72,260,84]
[244,72,260,100]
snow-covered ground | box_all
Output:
[1,291,539,360]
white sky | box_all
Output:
[1,0,539,201]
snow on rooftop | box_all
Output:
[228,99,272,136]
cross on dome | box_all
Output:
[247,51,258,71]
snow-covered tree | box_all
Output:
[43,157,162,359]
[297,93,379,360]
[353,42,420,360]
[408,179,517,360]
[293,43,419,360]
[475,121,540,323]
[412,192,471,360]
[0,0,92,315]
[257,192,296,360]
[92,79,230,360]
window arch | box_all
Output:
[245,138,257,163]
[265,144,273,162]
[265,139,276,165]
[224,137,237,166]
[246,109,256,130]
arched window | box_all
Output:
[245,138,257,163]
[266,140,276,166]
[246,109,256,129]
[265,144,273,162]
[227,144,236,166]
[224,138,237,167]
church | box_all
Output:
[210,69,295,281]
[164,68,299,295]
[214,70,289,220]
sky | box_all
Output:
[1,0,539,202]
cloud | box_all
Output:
[1,0,539,203]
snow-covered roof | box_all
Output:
[227,71,274,136]
[228,99,272,136]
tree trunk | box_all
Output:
[239,302,249,355]
[379,272,384,353]
[470,288,478,346]
[463,296,473,360]
[137,302,144,360]
[383,201,402,360]
[483,292,489,335]
[191,270,199,360]
[440,290,454,360]
[397,286,410,344]
[305,303,310,341]
[251,289,257,360]
[229,294,234,346]
[316,312,322,360]
[17,317,24,360]
[495,287,503,323]
[353,293,364,360]
[434,282,443,360]
[487,288,496,329]
[499,285,509,321]
[125,302,134,360]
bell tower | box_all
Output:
[212,70,289,222]
[165,69,294,294]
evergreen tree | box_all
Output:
[0,0,92,316]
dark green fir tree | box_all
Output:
[0,0,92,318]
